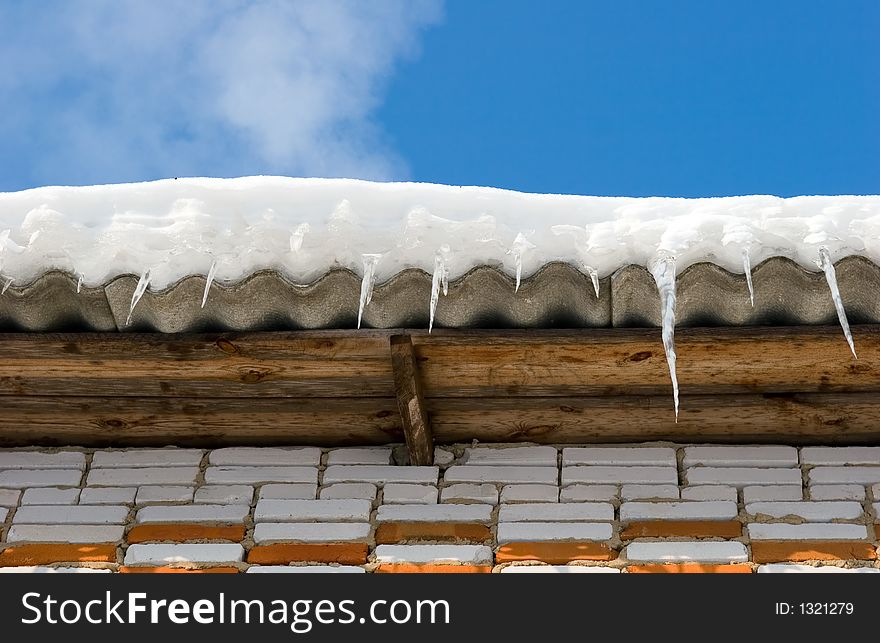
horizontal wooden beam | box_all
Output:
[0,396,402,447]
[0,326,873,400]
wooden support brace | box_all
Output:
[390,334,434,465]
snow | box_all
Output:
[0,177,878,292]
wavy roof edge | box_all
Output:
[1,255,878,332]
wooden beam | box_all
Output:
[390,334,434,464]
[426,392,880,444]
[0,396,402,447]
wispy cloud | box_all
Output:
[0,0,442,188]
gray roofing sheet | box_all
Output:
[0,256,877,332]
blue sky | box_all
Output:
[0,0,877,196]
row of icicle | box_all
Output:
[0,243,858,420]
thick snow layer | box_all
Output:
[0,176,878,289]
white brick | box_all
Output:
[0,470,82,488]
[260,484,317,500]
[685,467,802,487]
[194,485,254,505]
[625,541,748,563]
[433,448,455,466]
[742,485,803,504]
[0,489,20,506]
[747,501,864,522]
[444,465,556,484]
[376,504,492,523]
[563,466,676,485]
[441,484,498,504]
[563,447,676,467]
[620,501,738,522]
[500,565,620,574]
[88,467,198,487]
[497,522,612,543]
[204,466,317,485]
[871,483,880,499]
[809,485,865,501]
[14,505,128,524]
[464,446,557,467]
[499,502,613,522]
[322,465,437,485]
[135,486,194,504]
[680,486,737,502]
[124,543,243,565]
[79,487,137,505]
[382,484,438,505]
[0,452,85,470]
[325,448,392,466]
[20,487,80,505]
[0,567,112,574]
[6,524,124,543]
[559,485,617,502]
[319,483,375,500]
[683,446,798,468]
[209,447,321,467]
[800,447,880,466]
[748,523,868,540]
[871,502,880,518]
[91,449,203,468]
[255,499,371,522]
[500,484,558,503]
[374,544,492,565]
[0,507,6,522]
[247,566,365,574]
[809,467,880,485]
[253,522,370,544]
[620,484,679,500]
[136,504,249,524]
[758,564,880,574]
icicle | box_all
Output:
[508,233,534,293]
[817,247,857,358]
[126,268,151,325]
[584,265,600,298]
[357,254,382,329]
[76,273,83,293]
[1,277,11,294]
[649,254,680,421]
[201,260,217,308]
[741,249,754,307]
[429,245,451,333]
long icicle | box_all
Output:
[429,245,451,333]
[818,247,857,358]
[357,254,381,329]
[741,249,754,307]
[649,254,680,421]
[126,268,151,325]
[1,277,11,294]
[201,260,217,309]
[585,265,600,298]
[76,273,84,293]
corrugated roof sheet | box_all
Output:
[0,256,877,332]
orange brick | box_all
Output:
[120,566,239,574]
[626,563,752,574]
[127,524,245,544]
[374,523,491,544]
[495,542,616,564]
[375,564,492,574]
[620,520,742,540]
[247,543,368,565]
[0,544,117,566]
[751,541,877,563]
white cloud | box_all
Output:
[0,0,442,187]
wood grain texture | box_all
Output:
[0,326,873,399]
[390,335,434,465]
[0,395,402,447]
